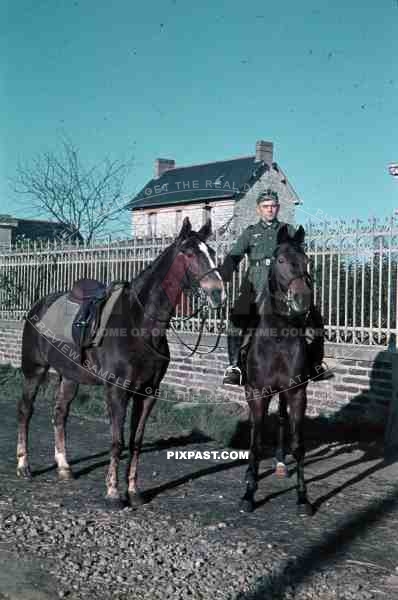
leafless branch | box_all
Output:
[13,138,134,242]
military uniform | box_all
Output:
[220,217,325,386]
[220,218,296,329]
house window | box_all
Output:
[0,228,11,250]
[175,210,183,232]
[203,205,211,224]
[147,212,157,237]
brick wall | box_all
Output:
[162,336,392,424]
[0,321,23,367]
[0,321,392,425]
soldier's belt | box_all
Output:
[250,258,272,266]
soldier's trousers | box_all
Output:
[227,288,260,366]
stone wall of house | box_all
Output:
[0,321,392,427]
[132,200,234,238]
[210,201,235,232]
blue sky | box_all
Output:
[1,0,397,235]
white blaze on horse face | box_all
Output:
[197,242,225,306]
[198,242,222,280]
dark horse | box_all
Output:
[17,218,225,506]
[241,224,314,516]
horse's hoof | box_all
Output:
[58,467,74,481]
[17,465,32,480]
[274,462,289,479]
[105,495,125,510]
[128,491,147,508]
[239,497,255,513]
[297,501,313,517]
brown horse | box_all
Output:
[240,224,314,516]
[17,218,225,506]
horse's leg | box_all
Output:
[105,384,128,506]
[240,389,267,513]
[289,388,313,516]
[53,377,78,480]
[274,394,289,479]
[17,366,48,478]
[127,392,156,507]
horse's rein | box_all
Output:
[168,266,226,355]
[129,267,225,359]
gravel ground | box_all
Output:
[0,498,392,600]
[2,392,398,599]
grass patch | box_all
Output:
[0,364,247,448]
[1,363,383,452]
[148,397,246,447]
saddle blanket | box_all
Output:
[33,285,125,348]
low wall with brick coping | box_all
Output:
[0,320,392,424]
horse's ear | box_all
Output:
[178,217,192,239]
[277,224,290,244]
[197,219,212,241]
[294,225,305,245]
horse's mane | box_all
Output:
[131,239,178,294]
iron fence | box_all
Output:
[0,215,397,346]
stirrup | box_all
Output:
[311,361,333,381]
[223,365,242,386]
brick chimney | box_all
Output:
[255,140,273,165]
[154,158,175,178]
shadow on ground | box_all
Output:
[236,480,398,600]
[230,348,395,600]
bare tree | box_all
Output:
[14,138,134,243]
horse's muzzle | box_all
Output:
[207,287,226,309]
[200,275,226,309]
[289,278,312,314]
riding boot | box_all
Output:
[223,333,243,385]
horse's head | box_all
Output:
[174,217,226,309]
[269,225,312,317]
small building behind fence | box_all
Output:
[125,139,301,237]
[0,214,83,251]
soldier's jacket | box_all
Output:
[219,219,296,305]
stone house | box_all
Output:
[126,140,302,238]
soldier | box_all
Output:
[219,188,325,386]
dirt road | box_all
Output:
[2,391,398,599]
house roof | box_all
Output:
[13,218,83,243]
[0,214,18,227]
[126,156,271,210]
[0,215,83,243]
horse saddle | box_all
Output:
[69,279,108,349]
[40,278,127,358]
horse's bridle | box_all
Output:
[181,265,223,290]
[129,265,225,359]
[269,251,313,320]
[131,266,223,323]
